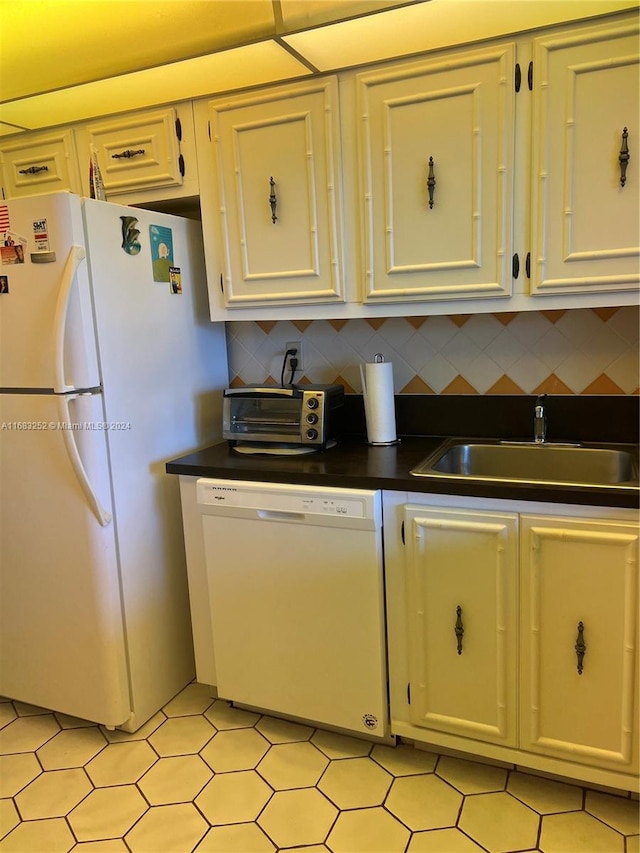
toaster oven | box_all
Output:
[223,385,344,449]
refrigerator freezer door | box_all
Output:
[0,193,100,391]
[0,392,130,726]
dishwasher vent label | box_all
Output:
[362,713,379,730]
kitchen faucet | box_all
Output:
[534,394,547,443]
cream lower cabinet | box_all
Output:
[404,507,518,746]
[530,18,640,296]
[385,492,639,790]
[520,515,639,770]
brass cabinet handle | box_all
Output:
[269,176,278,223]
[18,165,48,175]
[619,128,630,187]
[111,148,145,160]
[575,621,586,675]
[427,157,436,209]
[455,605,464,655]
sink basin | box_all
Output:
[410,441,639,488]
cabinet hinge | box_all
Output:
[515,63,521,93]
[208,120,212,143]
[220,273,224,294]
[401,520,405,544]
[528,61,533,91]
[525,252,531,278]
[178,154,185,177]
[175,117,182,142]
[512,253,520,279]
[407,683,411,704]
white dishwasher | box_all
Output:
[196,478,390,739]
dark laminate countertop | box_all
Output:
[166,395,640,510]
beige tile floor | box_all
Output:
[0,683,638,852]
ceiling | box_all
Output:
[1,0,637,134]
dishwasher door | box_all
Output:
[197,478,389,738]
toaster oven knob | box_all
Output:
[307,397,319,409]
[306,412,319,425]
[306,428,318,441]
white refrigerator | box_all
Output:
[0,192,228,731]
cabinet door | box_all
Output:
[404,506,518,745]
[0,129,81,199]
[530,21,640,295]
[208,77,344,307]
[356,44,515,303]
[520,516,639,772]
[84,107,184,196]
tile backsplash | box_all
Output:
[226,307,639,396]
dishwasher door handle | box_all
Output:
[257,510,306,521]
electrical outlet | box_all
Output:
[285,340,304,372]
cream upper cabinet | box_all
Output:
[199,77,345,309]
[75,103,198,204]
[520,515,639,774]
[355,43,516,304]
[403,506,518,746]
[530,19,640,296]
[0,128,82,199]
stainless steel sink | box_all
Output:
[410,440,639,488]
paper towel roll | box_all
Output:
[360,356,397,445]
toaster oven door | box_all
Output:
[225,395,303,443]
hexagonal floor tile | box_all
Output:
[195,822,276,852]
[101,711,165,744]
[371,743,437,776]
[196,770,272,825]
[36,727,107,770]
[311,729,372,759]
[200,728,270,772]
[138,755,212,805]
[256,716,314,744]
[0,798,20,839]
[540,810,626,852]
[258,788,337,848]
[0,714,59,754]
[0,753,42,798]
[162,683,214,718]
[507,770,583,814]
[257,741,329,790]
[459,791,540,853]
[585,790,640,835]
[627,835,640,853]
[204,700,260,731]
[125,803,208,853]
[85,740,157,787]
[0,703,17,729]
[386,773,463,831]
[318,757,392,809]
[148,715,215,756]
[15,768,92,819]
[436,755,508,794]
[327,806,410,852]
[408,827,485,852]
[68,785,148,842]
[0,816,75,852]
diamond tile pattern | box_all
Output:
[1,688,638,852]
[227,307,640,395]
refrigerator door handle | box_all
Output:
[56,393,113,527]
[53,245,86,394]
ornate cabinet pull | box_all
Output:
[575,621,586,675]
[111,148,145,160]
[619,128,630,186]
[18,165,48,175]
[455,605,464,655]
[427,157,436,209]
[269,176,278,224]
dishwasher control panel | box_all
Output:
[196,478,380,523]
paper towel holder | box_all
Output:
[361,353,401,447]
